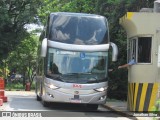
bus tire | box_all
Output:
[42,100,49,107]
[36,95,41,101]
[87,104,98,110]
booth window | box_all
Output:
[128,38,137,62]
[138,37,151,63]
[129,37,151,63]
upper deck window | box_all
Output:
[48,14,109,45]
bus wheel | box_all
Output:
[87,104,98,110]
[36,95,41,101]
[42,100,50,107]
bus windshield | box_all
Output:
[49,15,108,45]
[46,48,108,83]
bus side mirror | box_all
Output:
[110,42,118,62]
[41,38,47,57]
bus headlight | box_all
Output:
[45,83,59,89]
[94,87,107,92]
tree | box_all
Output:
[0,0,42,61]
[6,34,39,87]
[38,0,98,24]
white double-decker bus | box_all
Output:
[35,12,118,110]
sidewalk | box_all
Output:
[102,100,155,120]
[102,100,133,117]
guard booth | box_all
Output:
[119,1,160,111]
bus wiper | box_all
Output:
[64,73,79,75]
[64,72,92,75]
[49,74,65,82]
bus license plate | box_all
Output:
[70,98,81,103]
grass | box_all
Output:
[5,81,35,91]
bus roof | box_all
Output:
[50,12,105,19]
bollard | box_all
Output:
[25,82,31,91]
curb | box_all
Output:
[102,104,138,120]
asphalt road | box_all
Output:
[0,91,132,119]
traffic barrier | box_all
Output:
[0,99,3,106]
[0,96,7,102]
[0,90,4,96]
[0,79,4,89]
[0,77,7,103]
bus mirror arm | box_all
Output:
[110,42,118,62]
[41,38,47,57]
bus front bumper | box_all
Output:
[42,87,107,104]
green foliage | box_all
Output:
[5,80,36,90]
[6,34,39,87]
[0,0,41,60]
[0,0,41,90]
[38,0,97,24]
